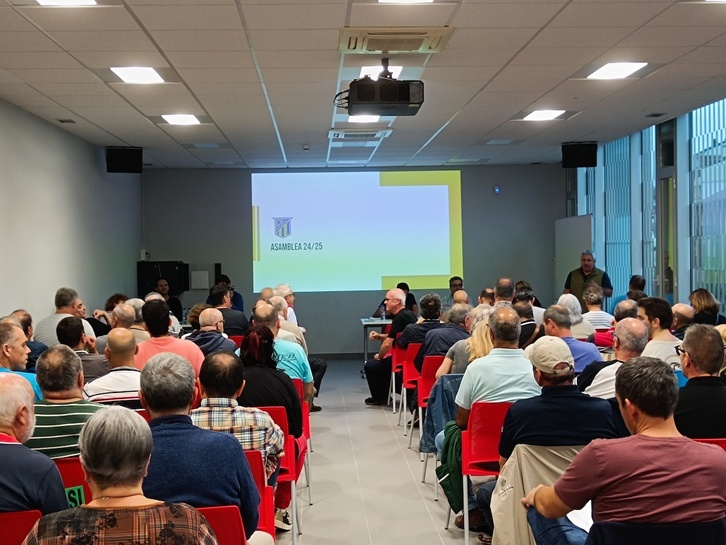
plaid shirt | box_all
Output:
[191,398,285,476]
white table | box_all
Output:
[360,318,392,364]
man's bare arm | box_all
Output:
[455,406,470,429]
[521,485,573,519]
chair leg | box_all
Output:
[294,481,302,535]
[434,459,439,501]
[407,410,416,449]
[400,388,407,430]
[290,481,299,545]
[421,453,428,482]
[463,474,470,545]
[389,370,396,411]
[308,435,313,453]
[445,506,451,529]
[304,453,313,505]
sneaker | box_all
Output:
[364,397,387,406]
[275,509,292,532]
[310,403,322,412]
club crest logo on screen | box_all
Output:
[274,217,292,238]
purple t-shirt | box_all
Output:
[555,434,726,523]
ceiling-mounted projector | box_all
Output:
[334,58,424,117]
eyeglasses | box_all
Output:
[675,345,687,356]
[451,283,463,288]
[216,320,225,326]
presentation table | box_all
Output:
[360,318,392,364]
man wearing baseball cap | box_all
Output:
[472,336,617,539]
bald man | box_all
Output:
[0,374,67,514]
[186,308,237,356]
[672,303,695,340]
[82,328,142,408]
[94,303,137,354]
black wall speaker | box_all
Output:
[106,146,143,173]
[561,142,597,168]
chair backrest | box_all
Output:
[403,343,422,386]
[244,450,267,495]
[291,378,311,441]
[243,450,275,536]
[419,355,443,406]
[391,333,406,370]
[229,335,244,348]
[463,402,513,472]
[0,510,42,545]
[585,518,726,545]
[55,457,92,506]
[694,438,726,451]
[197,505,248,545]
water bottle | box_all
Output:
[380,304,386,320]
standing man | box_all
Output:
[442,276,464,313]
[365,288,417,406]
[156,278,183,322]
[563,251,613,312]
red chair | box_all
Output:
[244,450,275,539]
[136,409,152,422]
[55,457,92,505]
[198,505,248,545]
[229,335,244,348]
[399,343,422,432]
[292,378,313,505]
[415,356,444,493]
[0,510,42,545]
[258,406,307,545]
[389,333,406,413]
[694,438,726,450]
[446,401,513,545]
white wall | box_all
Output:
[142,165,566,355]
[0,99,142,321]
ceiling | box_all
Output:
[1,0,726,169]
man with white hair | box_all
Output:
[34,287,96,346]
[0,373,68,514]
[186,308,237,356]
[273,283,303,330]
[125,298,151,342]
[94,303,137,354]
[365,288,417,406]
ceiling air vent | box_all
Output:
[56,118,76,124]
[340,27,454,54]
[328,129,392,140]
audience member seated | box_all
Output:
[690,288,726,326]
[436,307,493,378]
[140,353,268,543]
[557,294,596,340]
[581,285,614,330]
[674,324,726,438]
[365,288,417,406]
[191,351,285,482]
[415,303,471,371]
[398,293,442,350]
[155,278,183,322]
[9,309,47,371]
[57,316,109,384]
[144,292,182,336]
[186,308,237,356]
[514,288,545,325]
[473,336,617,539]
[93,303,136,354]
[717,325,726,379]
[0,322,42,399]
[183,303,212,336]
[23,405,220,545]
[82,329,142,409]
[273,284,302,330]
[515,280,544,308]
[124,298,151,342]
[522,358,726,545]
[492,277,516,309]
[610,274,646,309]
[34,287,95,346]
[586,299,638,349]
[437,306,541,530]
[210,283,250,336]
[25,345,102,458]
[236,326,304,532]
[671,302,695,341]
[206,274,245,313]
[577,318,648,398]
[514,301,545,349]
[86,293,126,338]
[477,288,495,307]
[543,305,600,374]
[373,282,418,317]
[134,300,204,375]
[441,290,470,323]
[638,297,681,367]
[0,373,67,514]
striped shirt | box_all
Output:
[25,400,103,459]
[191,398,285,476]
[82,367,142,409]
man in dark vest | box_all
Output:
[563,250,613,312]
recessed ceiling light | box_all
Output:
[378,0,434,3]
[587,62,648,80]
[162,114,200,125]
[349,115,380,123]
[111,67,164,84]
[36,0,96,5]
[359,66,403,80]
[523,110,565,121]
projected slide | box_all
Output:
[251,170,462,292]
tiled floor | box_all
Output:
[276,358,465,545]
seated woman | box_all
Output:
[558,293,596,340]
[22,406,218,545]
[436,307,493,378]
[690,288,726,326]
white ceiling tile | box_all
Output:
[673,47,726,66]
[17,6,139,32]
[529,27,637,48]
[511,47,605,66]
[6,68,100,83]
[48,31,157,52]
[549,2,668,28]
[160,123,227,141]
[249,30,340,50]
[426,48,520,67]
[450,3,565,28]
[0,51,84,69]
[131,5,243,30]
[445,28,539,49]
[648,3,726,27]
[71,51,169,69]
[260,68,339,83]
[592,46,695,65]
[0,32,61,52]
[422,65,500,82]
[618,26,725,48]
[166,51,255,69]
[257,50,340,69]
[189,83,265,97]
[0,8,37,31]
[243,4,347,30]
[349,4,458,27]
[30,82,116,96]
[176,68,260,83]
[150,30,250,51]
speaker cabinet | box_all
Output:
[561,142,597,168]
[106,146,143,173]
